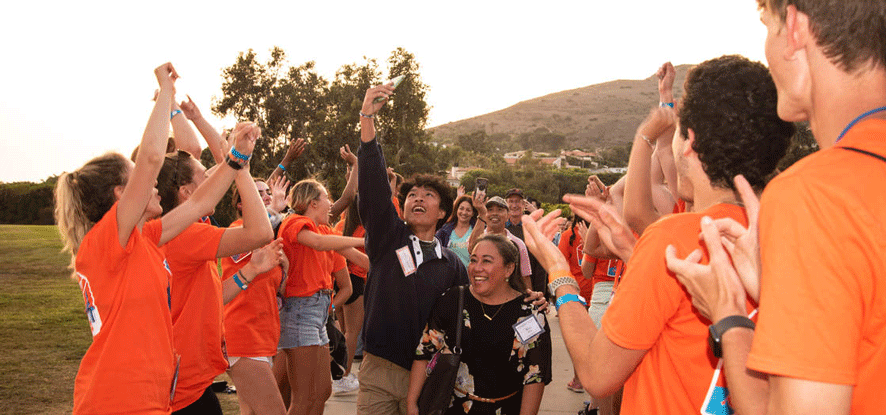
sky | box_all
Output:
[0,0,766,183]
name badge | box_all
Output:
[86,305,102,336]
[513,314,545,344]
[396,246,417,276]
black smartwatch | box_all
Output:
[708,315,755,358]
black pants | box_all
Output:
[172,385,223,415]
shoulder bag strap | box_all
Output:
[453,286,465,354]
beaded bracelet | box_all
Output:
[230,147,251,162]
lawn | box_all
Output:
[0,225,239,414]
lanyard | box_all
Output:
[835,106,886,143]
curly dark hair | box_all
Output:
[679,55,795,191]
[400,174,454,230]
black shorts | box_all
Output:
[345,273,365,305]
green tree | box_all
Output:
[374,48,433,175]
[456,131,493,154]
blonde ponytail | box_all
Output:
[54,153,129,275]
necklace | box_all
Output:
[480,301,505,321]
[835,106,886,143]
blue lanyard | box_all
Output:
[835,106,886,143]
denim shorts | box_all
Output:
[589,280,614,329]
[279,291,331,349]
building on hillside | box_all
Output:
[446,166,481,187]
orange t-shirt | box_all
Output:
[602,203,752,414]
[748,119,886,414]
[558,228,592,300]
[333,220,367,279]
[221,219,284,357]
[392,195,403,218]
[279,215,333,297]
[588,257,625,289]
[320,224,348,302]
[73,202,175,415]
[165,222,227,411]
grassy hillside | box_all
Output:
[429,64,691,151]
[0,225,240,414]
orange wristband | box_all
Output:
[548,269,575,284]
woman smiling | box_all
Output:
[407,234,552,415]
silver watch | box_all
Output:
[548,277,580,296]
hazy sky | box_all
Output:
[0,0,766,182]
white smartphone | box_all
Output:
[374,75,407,103]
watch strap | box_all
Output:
[709,315,755,358]
[548,276,579,296]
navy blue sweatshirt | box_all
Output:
[358,139,469,370]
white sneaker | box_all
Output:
[332,374,359,395]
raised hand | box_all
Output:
[248,239,285,277]
[575,221,589,244]
[361,83,396,117]
[711,175,762,301]
[268,176,290,213]
[521,209,570,274]
[154,62,179,91]
[457,185,466,199]
[585,175,609,201]
[665,215,749,322]
[564,194,636,262]
[472,189,488,218]
[180,95,203,121]
[656,61,676,103]
[230,122,260,157]
[339,144,357,166]
[285,137,306,162]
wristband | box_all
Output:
[170,109,182,120]
[230,147,251,162]
[225,155,244,170]
[660,102,674,108]
[359,112,374,119]
[278,163,286,172]
[555,293,587,311]
[233,272,248,290]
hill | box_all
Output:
[428,64,692,151]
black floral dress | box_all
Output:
[416,286,552,415]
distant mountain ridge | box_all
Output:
[428,64,692,151]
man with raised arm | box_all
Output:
[355,83,469,415]
[666,2,886,414]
